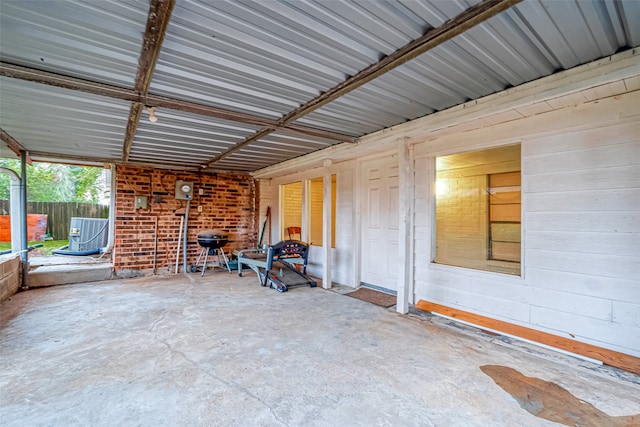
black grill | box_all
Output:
[197,229,228,249]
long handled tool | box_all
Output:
[258,206,271,248]
[174,214,184,274]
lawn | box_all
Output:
[0,240,69,256]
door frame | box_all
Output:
[355,142,415,313]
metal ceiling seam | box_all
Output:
[173,2,349,80]
[154,50,317,101]
[148,131,256,143]
[0,61,356,148]
[282,0,401,55]
[620,0,640,46]
[160,23,341,91]
[601,0,627,47]
[576,0,621,55]
[210,1,374,74]
[203,0,521,169]
[278,0,522,126]
[250,1,382,60]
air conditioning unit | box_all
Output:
[68,217,109,252]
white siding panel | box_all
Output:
[413,226,430,256]
[332,165,355,286]
[424,280,531,324]
[524,141,640,175]
[545,91,588,109]
[515,101,554,117]
[410,91,640,356]
[525,249,639,281]
[526,231,640,257]
[526,211,640,232]
[581,80,628,102]
[525,267,640,302]
[624,75,640,91]
[524,165,640,193]
[525,188,640,212]
[522,120,640,156]
[530,306,640,355]
[612,301,640,328]
[528,287,612,321]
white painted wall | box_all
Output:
[258,160,356,286]
[253,50,640,357]
[412,92,640,357]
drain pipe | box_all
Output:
[0,167,23,254]
[101,165,116,257]
[182,199,190,274]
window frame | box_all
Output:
[432,144,522,276]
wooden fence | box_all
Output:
[0,201,109,241]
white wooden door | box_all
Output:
[360,155,399,291]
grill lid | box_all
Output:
[197,229,227,239]
[197,229,228,248]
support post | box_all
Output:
[20,150,28,289]
[397,139,413,313]
[322,159,333,289]
[0,167,22,253]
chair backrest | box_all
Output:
[287,226,301,240]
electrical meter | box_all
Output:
[175,180,194,200]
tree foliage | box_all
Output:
[0,158,109,203]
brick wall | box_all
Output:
[114,166,257,273]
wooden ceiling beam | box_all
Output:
[279,0,522,126]
[203,128,274,168]
[123,0,175,162]
[0,128,33,164]
[146,94,356,143]
[0,63,356,146]
[0,62,138,101]
[205,0,520,167]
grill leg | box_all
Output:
[219,248,231,273]
[201,247,211,277]
[195,247,207,274]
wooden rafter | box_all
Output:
[205,0,521,167]
[204,128,274,168]
[279,0,522,125]
[123,0,176,162]
[0,62,356,145]
[0,128,33,164]
[0,63,138,101]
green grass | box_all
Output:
[0,240,69,256]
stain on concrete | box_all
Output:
[480,365,640,427]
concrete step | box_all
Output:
[28,262,113,288]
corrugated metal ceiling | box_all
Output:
[1,0,639,173]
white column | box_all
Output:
[353,160,362,288]
[0,167,22,253]
[397,138,413,314]
[322,159,332,289]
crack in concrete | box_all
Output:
[147,278,288,426]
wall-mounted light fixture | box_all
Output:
[146,106,158,123]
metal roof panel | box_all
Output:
[0,77,128,161]
[0,0,147,87]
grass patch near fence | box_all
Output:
[0,240,69,256]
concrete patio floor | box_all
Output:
[1,272,639,426]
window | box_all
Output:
[488,172,521,263]
[308,175,336,247]
[280,176,336,247]
[281,181,302,240]
[434,144,521,276]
